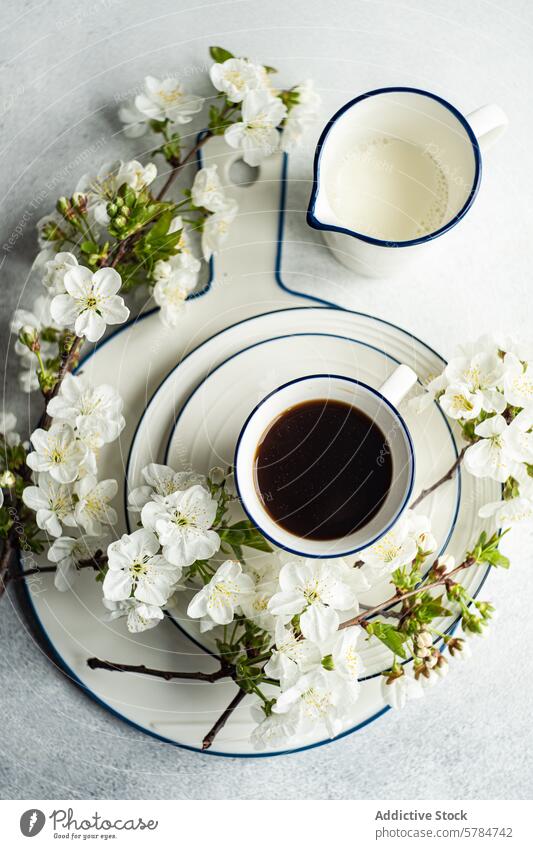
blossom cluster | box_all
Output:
[412,334,533,553]
[21,373,125,590]
[119,50,321,165]
[99,464,480,747]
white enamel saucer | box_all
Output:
[159,332,456,675]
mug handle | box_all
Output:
[466,104,508,152]
[378,364,418,407]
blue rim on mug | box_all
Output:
[233,373,416,558]
[306,86,482,249]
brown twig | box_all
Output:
[410,445,468,510]
[202,688,246,750]
[156,132,213,200]
[339,556,475,631]
[87,656,232,683]
[11,554,104,582]
[40,335,84,428]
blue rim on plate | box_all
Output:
[154,331,460,679]
[306,86,482,248]
[233,372,416,558]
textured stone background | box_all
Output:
[1,0,532,800]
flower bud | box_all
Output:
[113,215,127,229]
[72,192,88,214]
[0,470,16,487]
[41,222,65,242]
[18,325,39,352]
[107,202,118,218]
[209,466,225,485]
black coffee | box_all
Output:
[254,399,392,540]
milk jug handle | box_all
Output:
[466,104,508,153]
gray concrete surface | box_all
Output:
[1,0,532,799]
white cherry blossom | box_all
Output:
[22,473,76,537]
[201,200,238,260]
[444,351,506,414]
[152,258,199,327]
[381,670,423,709]
[358,516,417,576]
[479,496,533,527]
[272,667,360,738]
[409,373,448,414]
[76,160,156,226]
[74,475,118,535]
[251,709,298,750]
[102,597,164,632]
[118,102,148,138]
[43,252,79,295]
[47,372,125,442]
[502,410,533,464]
[191,164,232,213]
[187,560,254,630]
[27,424,86,484]
[405,511,437,555]
[128,464,206,513]
[225,90,287,166]
[502,353,533,410]
[134,76,204,123]
[50,266,129,342]
[117,159,157,193]
[11,294,58,337]
[48,534,100,591]
[328,627,365,682]
[264,620,320,687]
[239,562,281,633]
[464,415,521,482]
[439,384,483,421]
[268,559,356,643]
[209,57,266,103]
[0,412,20,447]
[104,528,181,606]
[280,79,321,152]
[76,160,122,226]
[141,484,219,567]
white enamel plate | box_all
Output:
[22,140,499,756]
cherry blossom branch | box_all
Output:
[11,551,105,582]
[338,556,475,631]
[202,688,246,750]
[410,445,467,510]
[40,334,84,428]
[87,656,232,682]
[156,132,212,200]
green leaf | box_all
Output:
[80,240,99,255]
[218,520,273,555]
[263,64,278,74]
[209,45,234,63]
[367,621,408,659]
[416,597,452,622]
[482,549,510,569]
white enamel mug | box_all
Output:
[234,365,417,558]
[307,87,508,277]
